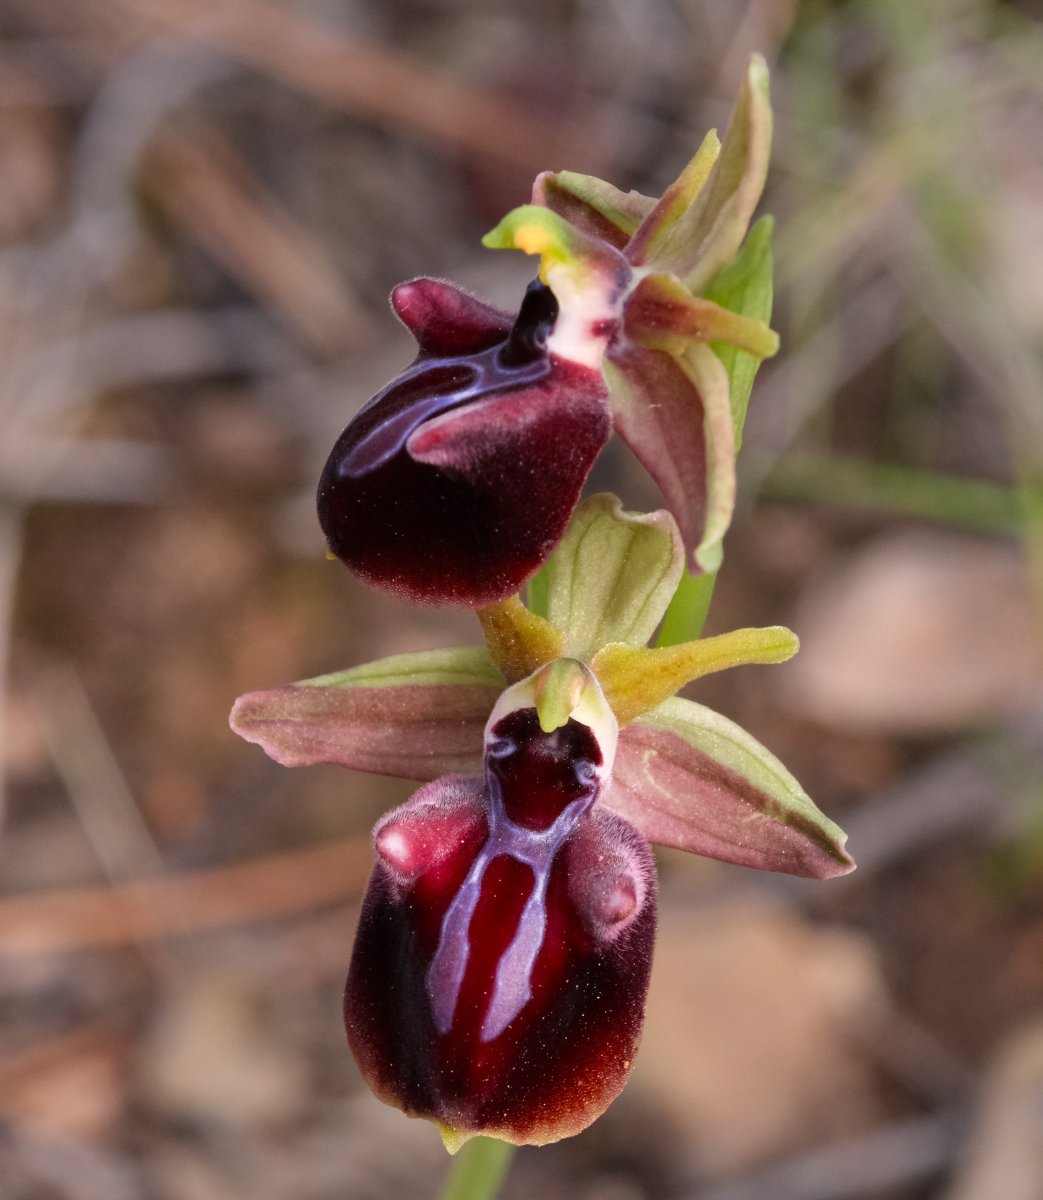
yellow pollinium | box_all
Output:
[513,223,552,257]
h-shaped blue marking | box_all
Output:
[425,767,598,1043]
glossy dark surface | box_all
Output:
[317,279,610,605]
[344,712,656,1145]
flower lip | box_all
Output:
[341,281,558,479]
[425,702,611,1043]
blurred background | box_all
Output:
[1,0,1042,1197]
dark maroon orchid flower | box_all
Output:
[318,278,612,605]
[232,495,854,1149]
[318,56,778,606]
[345,663,655,1148]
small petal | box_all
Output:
[477,595,564,684]
[607,696,855,878]
[542,494,685,660]
[228,647,500,780]
[593,625,800,726]
[623,271,779,359]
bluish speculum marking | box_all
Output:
[342,280,559,478]
[425,709,603,1042]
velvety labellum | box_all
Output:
[427,709,603,1042]
[345,708,656,1145]
[318,279,611,605]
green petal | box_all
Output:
[624,270,779,359]
[593,625,799,725]
[477,595,564,683]
[542,493,685,661]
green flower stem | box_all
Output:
[437,1137,516,1200]
[656,567,717,647]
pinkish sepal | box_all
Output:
[229,646,499,780]
[606,696,855,879]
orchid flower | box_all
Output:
[231,495,854,1149]
[318,55,777,605]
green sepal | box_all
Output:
[542,493,685,661]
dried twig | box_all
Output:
[0,835,369,955]
[145,128,376,357]
[91,0,590,172]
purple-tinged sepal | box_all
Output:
[607,696,855,878]
[345,661,655,1148]
[229,646,502,780]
